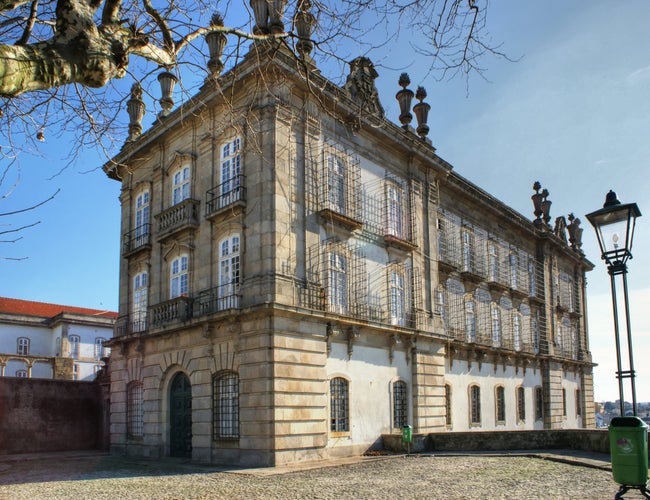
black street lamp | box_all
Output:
[586,190,641,416]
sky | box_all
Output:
[2,1,650,403]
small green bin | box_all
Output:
[401,425,413,443]
[609,416,649,486]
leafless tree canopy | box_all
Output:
[0,0,503,160]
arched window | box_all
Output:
[392,381,408,428]
[213,371,239,438]
[172,165,191,205]
[517,386,526,422]
[218,235,240,309]
[16,369,27,378]
[133,271,148,331]
[495,386,505,423]
[330,377,349,432]
[17,337,30,355]
[170,255,189,298]
[470,385,481,426]
[127,381,144,438]
[69,334,80,359]
[444,384,452,426]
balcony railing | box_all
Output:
[115,312,148,336]
[156,199,200,239]
[149,296,193,327]
[123,224,151,255]
[205,175,246,218]
[194,284,240,316]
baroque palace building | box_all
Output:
[104,11,594,466]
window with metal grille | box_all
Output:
[470,385,481,425]
[512,312,522,351]
[17,337,30,355]
[562,388,567,417]
[213,371,239,438]
[491,304,501,347]
[495,386,505,423]
[327,251,348,315]
[488,242,499,282]
[517,386,526,421]
[69,335,80,359]
[535,387,544,421]
[392,381,408,428]
[444,384,452,426]
[127,381,144,438]
[465,298,476,342]
[389,270,406,327]
[576,389,582,417]
[330,377,349,432]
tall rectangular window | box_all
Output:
[509,252,518,289]
[386,181,404,239]
[513,312,522,351]
[221,138,242,205]
[576,389,582,417]
[389,270,406,327]
[219,236,241,309]
[17,337,30,355]
[328,252,348,315]
[465,298,476,342]
[170,255,189,298]
[133,271,148,332]
[517,386,526,421]
[94,337,106,359]
[127,381,144,438]
[491,304,501,347]
[470,385,481,425]
[562,388,567,417]
[330,377,349,432]
[172,166,191,205]
[488,242,499,282]
[69,335,80,359]
[327,155,346,214]
[528,258,536,297]
[496,386,505,423]
[214,371,239,438]
[134,190,150,245]
[462,230,474,273]
[392,381,408,428]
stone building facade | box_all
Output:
[104,38,594,466]
[0,297,116,380]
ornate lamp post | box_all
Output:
[586,190,642,416]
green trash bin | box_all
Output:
[609,416,649,486]
[401,425,413,443]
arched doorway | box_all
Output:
[169,372,192,457]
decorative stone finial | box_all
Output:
[531,181,543,224]
[395,73,414,129]
[554,216,568,243]
[413,86,430,138]
[126,83,145,142]
[269,0,288,34]
[206,13,227,77]
[294,0,315,60]
[157,71,178,117]
[567,213,584,251]
[250,0,269,34]
[541,188,552,226]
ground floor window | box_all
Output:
[445,384,452,426]
[330,377,349,432]
[127,381,144,438]
[535,387,544,421]
[517,386,526,422]
[213,371,239,438]
[470,385,481,425]
[495,386,505,423]
[393,381,408,428]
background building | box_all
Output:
[104,31,594,465]
[0,297,116,380]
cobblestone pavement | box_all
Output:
[0,451,642,499]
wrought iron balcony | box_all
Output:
[155,198,200,240]
[205,175,246,219]
[149,296,193,327]
[194,284,241,316]
[123,224,151,256]
[115,312,148,336]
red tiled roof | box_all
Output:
[0,297,118,319]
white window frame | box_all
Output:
[69,334,80,359]
[389,270,406,327]
[327,154,347,214]
[488,242,499,282]
[465,297,476,342]
[491,303,501,347]
[220,137,242,204]
[17,337,30,356]
[513,312,522,351]
[134,190,150,240]
[170,255,189,299]
[94,337,106,359]
[133,271,148,331]
[385,179,404,239]
[172,165,191,205]
[462,229,474,273]
[509,251,518,290]
[218,235,241,309]
[327,251,348,315]
[16,369,27,378]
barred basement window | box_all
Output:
[535,386,544,421]
[127,381,144,438]
[470,385,481,425]
[445,384,452,426]
[517,386,526,422]
[393,381,408,428]
[495,386,505,423]
[213,371,239,438]
[330,377,349,432]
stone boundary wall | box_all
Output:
[383,429,615,456]
[0,378,106,454]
